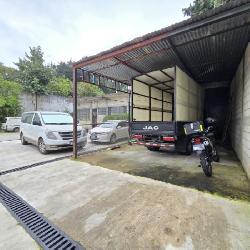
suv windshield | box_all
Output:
[41,113,73,125]
[99,123,116,128]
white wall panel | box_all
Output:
[231,43,250,178]
[175,67,202,121]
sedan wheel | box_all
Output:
[14,127,19,132]
[38,138,48,154]
[110,134,117,144]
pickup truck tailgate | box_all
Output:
[130,121,175,135]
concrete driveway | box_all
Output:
[0,132,19,142]
[1,159,250,250]
[1,133,250,249]
[0,132,125,173]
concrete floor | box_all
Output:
[1,159,250,249]
[1,136,250,249]
[0,133,125,173]
[78,144,250,202]
[0,205,38,250]
[0,131,19,142]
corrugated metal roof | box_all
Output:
[74,0,250,84]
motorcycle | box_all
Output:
[184,118,219,177]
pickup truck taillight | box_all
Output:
[132,134,143,139]
[162,136,175,142]
[193,137,202,144]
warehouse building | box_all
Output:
[72,0,250,178]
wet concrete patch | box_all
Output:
[78,145,250,202]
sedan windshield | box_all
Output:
[99,123,116,128]
[41,113,73,125]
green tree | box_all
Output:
[182,0,231,16]
[15,46,53,95]
[47,77,72,96]
[78,82,104,97]
[47,77,104,97]
[0,75,22,123]
[52,61,73,80]
[0,62,18,81]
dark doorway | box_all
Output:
[204,87,229,139]
[92,109,97,128]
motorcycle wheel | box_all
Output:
[200,152,212,177]
[212,148,220,162]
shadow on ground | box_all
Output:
[78,144,250,202]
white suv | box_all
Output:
[20,111,87,154]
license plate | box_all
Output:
[90,134,97,140]
[193,144,205,151]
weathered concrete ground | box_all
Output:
[79,144,250,202]
[0,135,125,172]
[0,131,19,142]
[0,205,38,250]
[1,159,250,249]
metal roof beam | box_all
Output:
[167,38,195,79]
[114,56,174,88]
[159,70,174,80]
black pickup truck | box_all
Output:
[130,121,193,154]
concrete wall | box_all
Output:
[77,93,128,126]
[231,43,250,178]
[175,67,203,121]
[20,92,72,113]
[20,92,128,128]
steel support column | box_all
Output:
[73,68,78,159]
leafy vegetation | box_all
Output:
[47,77,72,96]
[0,75,22,123]
[103,113,128,122]
[78,82,104,97]
[0,63,18,81]
[52,61,73,80]
[182,0,231,16]
[47,77,104,97]
[12,46,104,97]
[15,46,53,95]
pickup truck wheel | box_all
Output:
[110,134,116,144]
[185,140,193,155]
[20,133,28,145]
[38,138,48,154]
[147,146,160,151]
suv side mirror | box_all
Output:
[117,125,122,129]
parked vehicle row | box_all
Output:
[19,112,129,154]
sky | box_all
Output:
[0,0,193,67]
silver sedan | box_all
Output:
[89,120,129,143]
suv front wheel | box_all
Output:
[20,133,28,145]
[38,138,48,154]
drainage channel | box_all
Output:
[0,183,84,250]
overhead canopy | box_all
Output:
[134,67,175,92]
[73,0,250,85]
